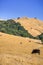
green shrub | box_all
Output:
[35,33,43,42]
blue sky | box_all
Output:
[0,0,43,20]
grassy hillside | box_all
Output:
[0,17,43,65]
[15,17,43,36]
[0,19,34,38]
[0,32,43,65]
[0,19,43,42]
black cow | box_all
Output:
[31,49,40,55]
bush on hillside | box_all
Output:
[35,33,43,43]
[17,17,20,19]
[34,17,37,19]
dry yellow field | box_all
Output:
[0,17,43,65]
[14,17,43,36]
[0,32,43,65]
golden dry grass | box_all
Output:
[14,17,43,36]
[0,32,43,65]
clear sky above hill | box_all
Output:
[0,0,43,20]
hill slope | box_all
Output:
[0,17,43,65]
[0,18,43,42]
[14,17,43,36]
[0,19,34,38]
[0,32,43,65]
